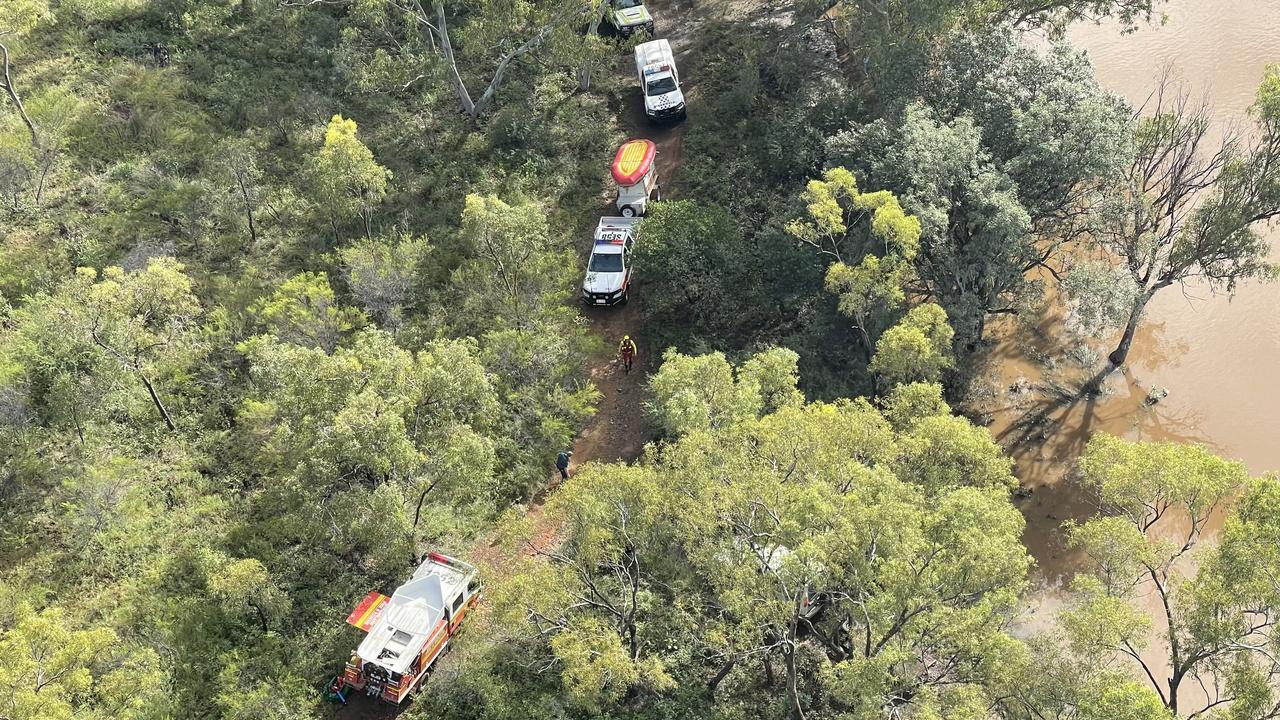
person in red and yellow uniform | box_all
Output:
[618,335,637,374]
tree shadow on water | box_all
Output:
[994,363,1211,583]
[996,367,1119,479]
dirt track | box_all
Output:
[571,0,700,466]
[474,0,701,539]
[464,0,697,570]
[331,9,699,719]
[571,12,698,466]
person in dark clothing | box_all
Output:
[555,450,573,480]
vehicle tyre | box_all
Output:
[620,205,637,217]
[652,186,662,203]
[620,292,629,305]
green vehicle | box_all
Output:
[605,0,654,37]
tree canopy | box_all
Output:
[1,0,1275,718]
[468,352,1030,720]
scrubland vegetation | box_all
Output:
[3,0,1280,718]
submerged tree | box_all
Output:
[1085,67,1280,366]
[832,33,1133,348]
[819,0,1164,92]
[830,106,1035,346]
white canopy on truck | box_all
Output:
[354,554,477,675]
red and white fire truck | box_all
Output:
[337,552,482,704]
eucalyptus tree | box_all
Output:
[1058,434,1280,718]
[786,167,922,361]
[0,606,164,720]
[0,0,46,146]
[829,106,1030,346]
[646,348,766,436]
[1077,68,1280,366]
[339,233,431,331]
[868,302,955,387]
[310,114,391,240]
[829,33,1132,347]
[490,349,1032,720]
[0,258,203,435]
[254,271,365,353]
[303,0,606,121]
[818,0,1164,88]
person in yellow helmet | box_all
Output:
[618,335,638,374]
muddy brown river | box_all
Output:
[986,0,1280,579]
[1071,0,1280,469]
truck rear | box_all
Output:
[339,553,482,704]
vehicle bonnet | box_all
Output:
[584,243,626,294]
[613,4,651,24]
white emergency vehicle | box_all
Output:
[634,39,685,122]
[583,217,639,306]
[338,553,482,704]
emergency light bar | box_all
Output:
[427,552,461,567]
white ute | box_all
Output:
[634,39,685,122]
[583,217,638,306]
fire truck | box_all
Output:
[337,553,482,704]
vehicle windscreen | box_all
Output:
[646,77,677,95]
[615,0,643,8]
[589,252,624,273]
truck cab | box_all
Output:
[583,217,638,306]
[635,39,685,122]
[605,0,654,37]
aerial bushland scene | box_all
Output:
[2,0,1280,718]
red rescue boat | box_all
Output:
[611,139,657,187]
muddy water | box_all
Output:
[997,2,1280,697]
[987,0,1280,581]
[1070,0,1280,471]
